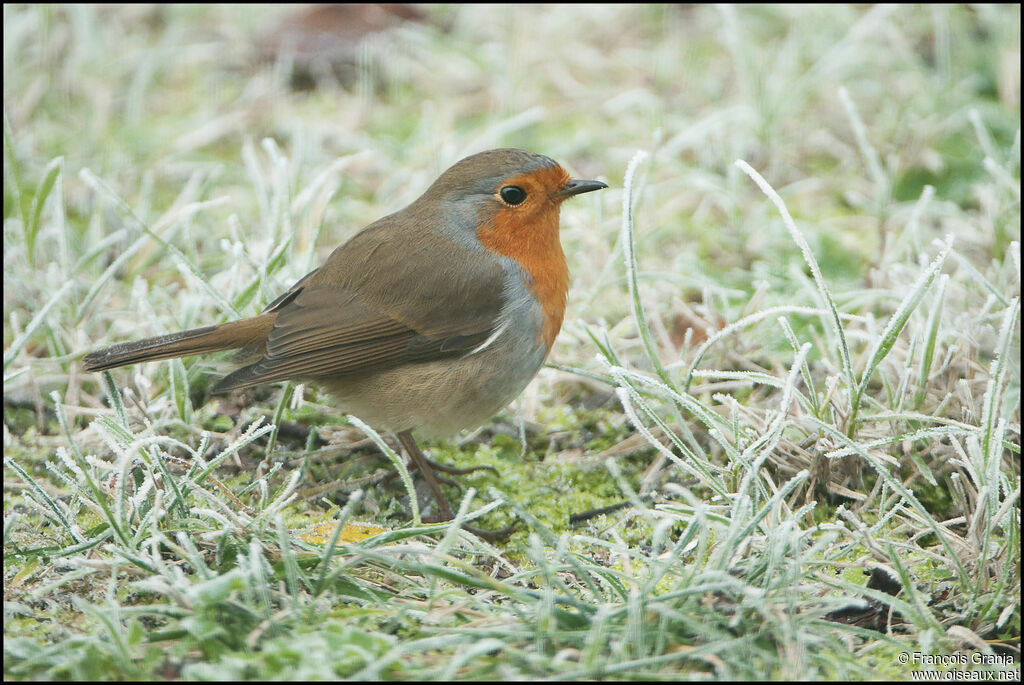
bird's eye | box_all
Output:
[499,185,527,206]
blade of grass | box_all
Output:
[979,297,1019,460]
[733,160,856,395]
[346,415,419,525]
[847,236,952,435]
[914,274,949,410]
[621,149,673,388]
[26,156,63,268]
[3,280,75,371]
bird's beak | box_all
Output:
[558,179,608,199]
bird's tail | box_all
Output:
[82,315,274,372]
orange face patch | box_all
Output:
[476,165,571,352]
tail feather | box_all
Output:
[211,362,277,393]
[82,316,274,372]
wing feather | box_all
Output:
[213,213,511,393]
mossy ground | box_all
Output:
[5,4,1020,681]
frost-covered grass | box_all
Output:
[4,4,1019,680]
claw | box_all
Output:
[421,455,500,477]
[421,515,520,541]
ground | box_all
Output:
[3,4,1020,680]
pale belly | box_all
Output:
[320,330,548,438]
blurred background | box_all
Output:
[3,5,1020,680]
[4,1,1020,505]
[5,3,1018,391]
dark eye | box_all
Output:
[499,185,527,206]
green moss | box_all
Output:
[4,4,1020,680]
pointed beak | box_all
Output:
[558,178,608,199]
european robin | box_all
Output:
[82,148,607,529]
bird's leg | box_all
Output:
[395,430,518,541]
[397,430,454,520]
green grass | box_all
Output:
[4,4,1020,681]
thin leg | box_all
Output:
[395,430,519,541]
[397,430,454,519]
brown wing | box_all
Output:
[212,217,508,392]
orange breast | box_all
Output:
[476,170,570,352]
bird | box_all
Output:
[82,148,607,529]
